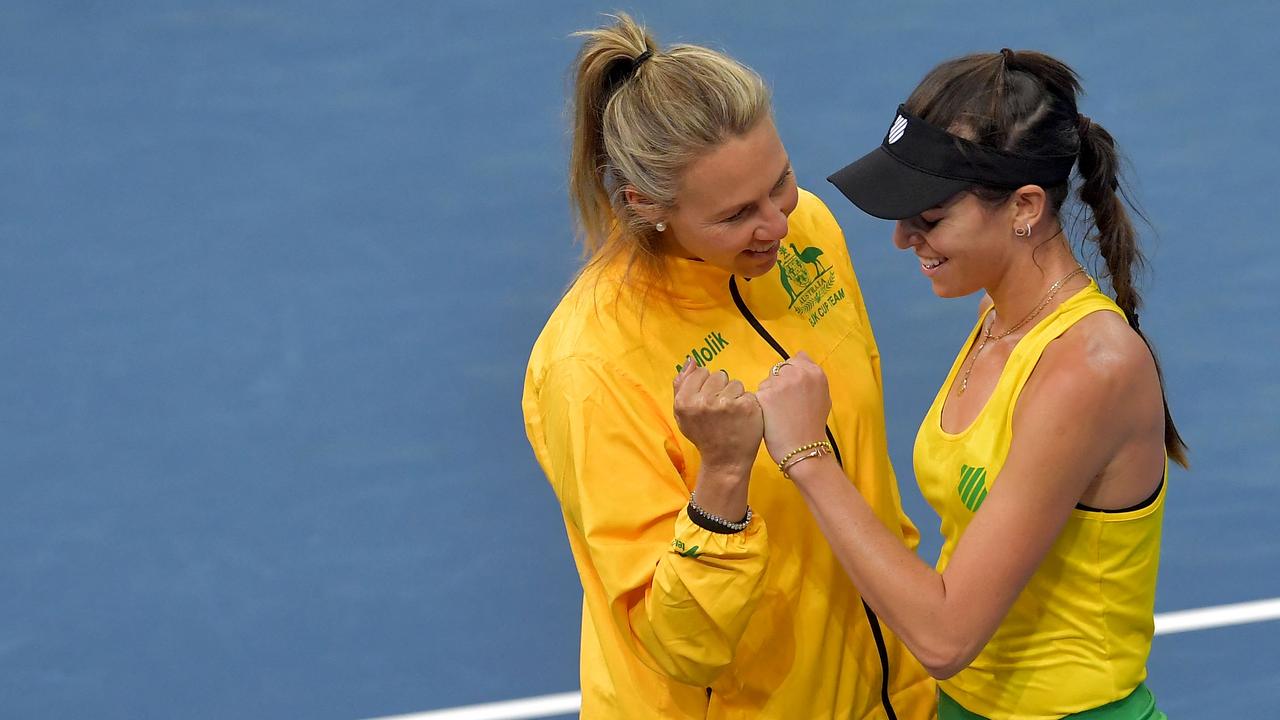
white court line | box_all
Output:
[1152,597,1280,635]
[368,692,581,720]
[379,597,1280,720]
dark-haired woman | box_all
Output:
[750,50,1181,719]
[522,13,935,719]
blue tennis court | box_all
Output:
[3,2,1277,718]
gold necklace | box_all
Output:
[958,266,1086,395]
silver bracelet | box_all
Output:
[688,491,752,532]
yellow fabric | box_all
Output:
[913,283,1165,720]
[524,189,935,719]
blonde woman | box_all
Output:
[522,14,935,720]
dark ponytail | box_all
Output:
[1077,119,1189,467]
[907,50,1188,467]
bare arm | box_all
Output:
[757,342,1143,677]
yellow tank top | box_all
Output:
[914,282,1165,719]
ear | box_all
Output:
[623,185,665,226]
[1011,184,1048,232]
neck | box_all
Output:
[985,241,1084,336]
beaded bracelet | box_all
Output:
[778,441,833,479]
[688,491,752,533]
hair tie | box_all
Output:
[1077,113,1093,140]
[633,49,654,70]
[604,48,655,94]
[1075,114,1119,189]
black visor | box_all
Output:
[827,105,1078,220]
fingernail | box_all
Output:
[676,356,692,377]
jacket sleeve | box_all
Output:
[527,354,770,686]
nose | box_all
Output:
[755,201,790,242]
[893,220,924,250]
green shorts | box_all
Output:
[939,683,1166,720]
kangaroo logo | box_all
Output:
[957,464,988,512]
[888,114,908,144]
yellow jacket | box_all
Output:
[523,189,935,718]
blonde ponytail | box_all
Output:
[567,13,771,283]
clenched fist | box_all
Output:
[756,351,833,465]
[673,358,763,475]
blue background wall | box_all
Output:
[2,2,1277,717]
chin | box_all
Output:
[930,279,981,299]
[738,256,778,279]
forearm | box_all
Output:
[788,457,975,677]
[689,462,751,522]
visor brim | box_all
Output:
[827,147,971,220]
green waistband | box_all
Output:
[938,683,1166,720]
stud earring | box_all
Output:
[655,221,667,232]
[1014,223,1032,238]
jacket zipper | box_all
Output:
[728,276,899,720]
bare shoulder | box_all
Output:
[1046,310,1155,381]
[1021,309,1161,429]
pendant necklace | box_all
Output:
[958,265,1086,395]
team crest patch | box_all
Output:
[776,243,846,327]
[958,464,988,512]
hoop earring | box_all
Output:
[1014,223,1032,238]
[655,221,667,233]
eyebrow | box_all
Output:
[711,163,792,219]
